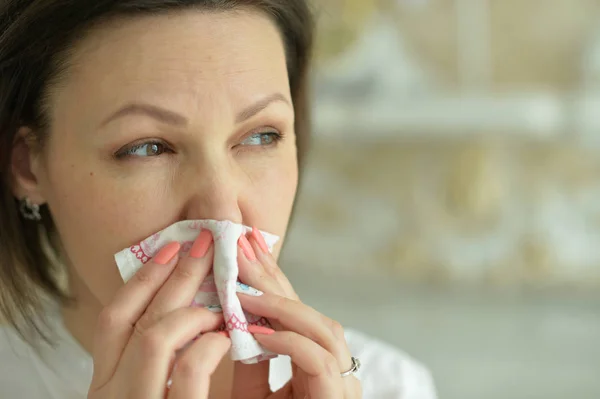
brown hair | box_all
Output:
[0,0,313,341]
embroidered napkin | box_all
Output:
[114,220,279,364]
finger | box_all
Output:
[253,331,344,399]
[122,307,224,398]
[248,227,296,298]
[167,332,231,399]
[238,293,352,369]
[138,230,214,331]
[236,243,285,335]
[90,242,181,391]
[234,234,282,398]
[237,237,285,297]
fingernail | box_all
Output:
[239,234,257,262]
[154,242,181,265]
[217,331,230,338]
[236,281,264,296]
[251,227,269,254]
[248,325,275,335]
[190,230,212,258]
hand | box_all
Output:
[87,231,230,399]
[232,228,362,399]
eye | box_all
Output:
[115,140,171,159]
[240,132,282,147]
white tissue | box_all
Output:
[114,220,279,364]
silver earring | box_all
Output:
[19,197,42,221]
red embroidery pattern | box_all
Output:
[222,314,270,333]
[226,313,248,332]
[245,313,270,327]
[130,245,150,264]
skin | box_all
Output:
[11,8,361,399]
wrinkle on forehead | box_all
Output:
[45,8,290,135]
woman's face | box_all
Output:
[24,10,298,305]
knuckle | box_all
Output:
[175,346,220,379]
[274,295,291,309]
[176,357,210,380]
[96,307,123,331]
[132,267,155,285]
[328,319,345,339]
[171,265,195,280]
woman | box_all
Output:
[0,1,436,398]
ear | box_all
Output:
[10,127,47,204]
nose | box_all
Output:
[181,160,244,224]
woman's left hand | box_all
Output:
[231,228,362,399]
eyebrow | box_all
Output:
[100,103,188,127]
[235,93,291,123]
[100,93,291,128]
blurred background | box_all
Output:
[280,1,600,398]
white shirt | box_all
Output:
[0,306,437,399]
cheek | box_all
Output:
[247,155,298,238]
[44,157,176,304]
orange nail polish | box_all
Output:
[239,235,257,261]
[190,230,212,258]
[248,325,275,335]
[154,242,181,265]
[251,227,269,254]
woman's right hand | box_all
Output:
[87,230,230,399]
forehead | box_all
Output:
[52,9,291,121]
